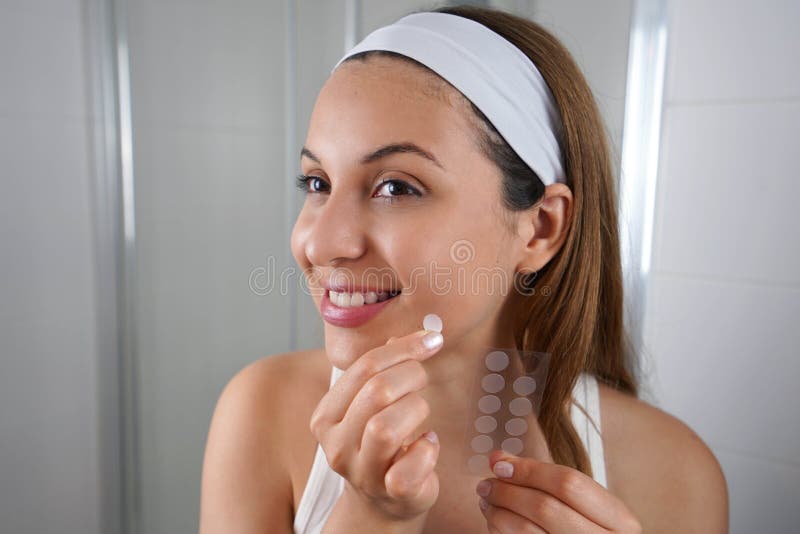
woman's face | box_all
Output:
[291,57,525,369]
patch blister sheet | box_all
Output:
[457,347,551,477]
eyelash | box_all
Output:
[294,174,423,203]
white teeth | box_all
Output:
[330,290,395,307]
[330,291,345,307]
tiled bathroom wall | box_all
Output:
[0,1,102,533]
[645,1,800,531]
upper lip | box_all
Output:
[324,280,400,294]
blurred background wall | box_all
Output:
[643,1,799,531]
[1,2,104,533]
[0,1,796,533]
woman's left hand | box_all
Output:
[476,450,642,533]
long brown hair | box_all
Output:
[343,5,639,475]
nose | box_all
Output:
[302,192,367,267]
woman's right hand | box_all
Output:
[309,328,445,523]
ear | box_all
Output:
[514,183,573,273]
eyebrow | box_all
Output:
[301,142,444,170]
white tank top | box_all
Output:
[293,366,607,534]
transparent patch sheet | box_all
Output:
[456,347,551,477]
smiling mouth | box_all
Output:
[327,289,401,308]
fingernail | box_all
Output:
[475,480,491,497]
[493,461,513,478]
[422,331,443,350]
[478,498,489,511]
[424,430,438,444]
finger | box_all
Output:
[488,451,627,529]
[348,357,429,440]
[321,359,429,480]
[310,329,442,429]
[479,498,546,534]
[482,479,608,533]
[384,431,440,500]
[317,360,429,484]
[360,389,430,469]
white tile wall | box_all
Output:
[648,1,800,532]
[128,0,285,132]
[666,0,800,102]
[0,1,102,532]
[714,448,800,532]
[125,0,293,530]
[646,274,799,462]
[655,101,800,286]
[131,125,295,529]
[0,2,89,118]
[0,117,96,325]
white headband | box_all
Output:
[331,11,566,187]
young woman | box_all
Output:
[200,5,728,533]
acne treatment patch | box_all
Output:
[457,347,551,477]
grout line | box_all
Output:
[0,110,94,122]
[127,120,273,137]
[652,269,800,292]
[710,442,800,471]
[665,96,800,108]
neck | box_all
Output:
[414,311,524,458]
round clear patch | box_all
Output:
[501,437,524,455]
[485,350,509,372]
[513,376,537,396]
[471,434,493,453]
[422,313,443,333]
[505,417,528,436]
[481,373,505,393]
[478,394,502,414]
[509,397,533,416]
[474,415,498,433]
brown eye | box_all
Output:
[374,179,422,199]
[295,174,330,193]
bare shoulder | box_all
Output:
[241,348,330,402]
[598,384,729,533]
[199,349,328,533]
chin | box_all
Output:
[324,330,372,367]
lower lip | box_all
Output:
[321,291,399,328]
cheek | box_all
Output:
[408,226,512,315]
